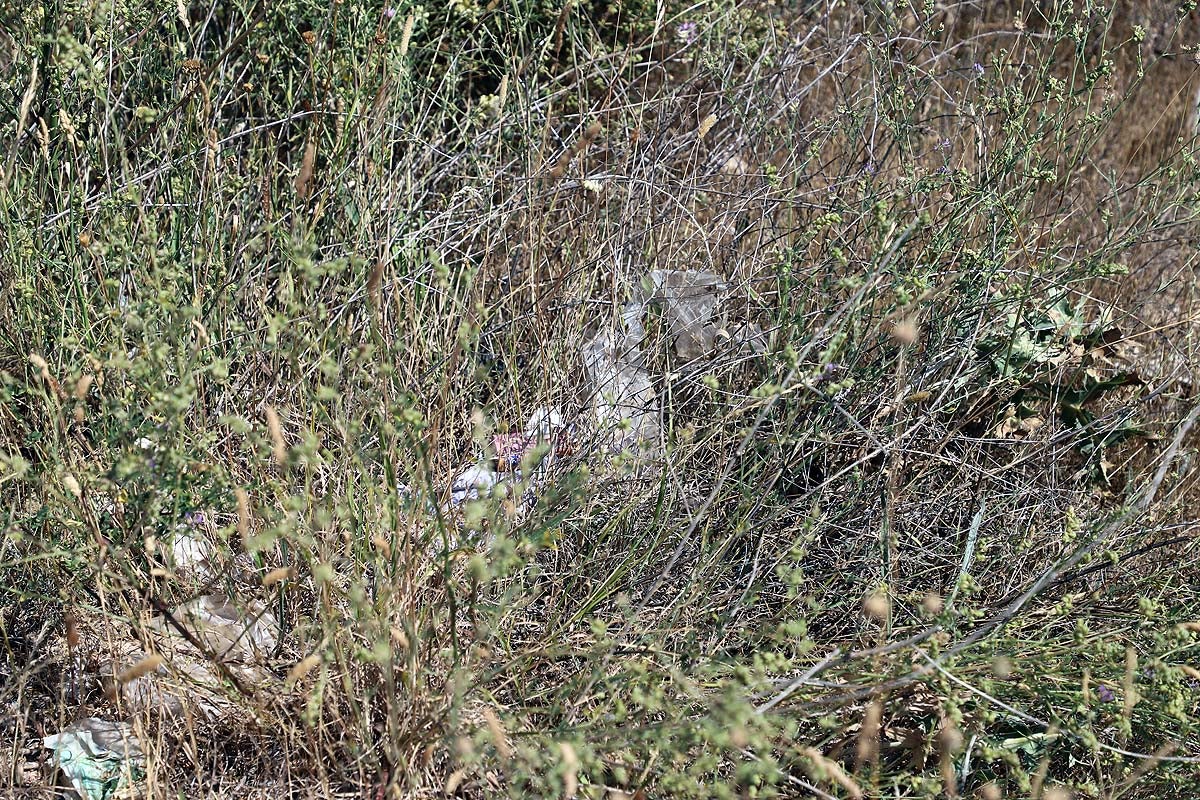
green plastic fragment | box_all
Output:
[43,718,145,800]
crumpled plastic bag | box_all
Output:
[581,269,770,452]
[646,269,769,359]
[581,320,660,454]
[170,530,213,582]
[164,513,267,592]
[107,595,280,720]
[726,321,769,355]
[450,462,501,506]
[105,643,273,720]
[163,594,278,661]
[493,407,574,474]
[43,718,144,800]
[649,269,728,359]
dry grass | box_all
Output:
[3,1,1200,797]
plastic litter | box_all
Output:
[727,321,769,355]
[107,595,279,719]
[524,405,574,468]
[164,594,278,661]
[579,269,767,451]
[524,406,566,439]
[162,510,223,585]
[491,433,530,473]
[103,647,187,719]
[491,407,574,475]
[443,406,577,544]
[106,643,272,720]
[170,532,209,571]
[450,406,573,504]
[581,323,660,453]
[649,269,728,360]
[450,462,501,505]
[169,530,213,582]
[43,717,144,800]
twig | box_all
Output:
[756,650,841,713]
[1139,401,1200,511]
[916,650,1200,764]
[1052,533,1197,588]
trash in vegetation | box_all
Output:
[43,718,144,800]
[582,318,660,454]
[161,594,278,661]
[524,405,566,439]
[645,269,769,359]
[60,266,774,763]
[449,406,574,508]
[492,432,531,472]
[581,269,766,449]
[450,462,501,506]
[493,406,574,474]
[106,643,272,720]
[649,269,728,359]
[726,321,769,355]
[158,510,228,586]
[170,531,209,572]
[169,529,213,582]
[440,270,765,531]
[103,647,186,719]
[105,595,279,720]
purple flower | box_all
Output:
[972,62,985,77]
[677,21,699,44]
[184,510,207,527]
[816,363,843,384]
[385,6,396,18]
[1095,684,1115,703]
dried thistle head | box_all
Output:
[937,718,963,798]
[286,653,321,686]
[991,656,1013,678]
[262,566,294,587]
[117,654,163,685]
[558,742,579,797]
[978,783,1002,800]
[235,488,251,547]
[481,707,512,760]
[922,592,944,615]
[74,373,94,400]
[891,318,919,346]
[862,590,889,622]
